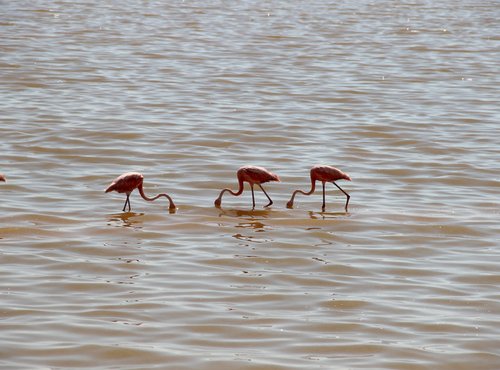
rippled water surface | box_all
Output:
[1,0,499,369]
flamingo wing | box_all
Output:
[105,172,143,193]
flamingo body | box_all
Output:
[215,166,280,209]
[287,165,351,212]
[105,172,143,195]
[105,172,176,212]
[309,165,351,183]
[237,166,280,185]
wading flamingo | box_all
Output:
[105,172,176,212]
[286,165,351,212]
[0,174,5,182]
[214,166,280,209]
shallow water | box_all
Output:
[1,0,499,369]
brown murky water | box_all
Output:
[1,1,499,369]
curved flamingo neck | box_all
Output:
[215,178,244,206]
[138,184,176,210]
[305,176,317,195]
[287,178,316,208]
[294,177,316,197]
[225,178,245,197]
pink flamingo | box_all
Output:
[287,165,351,212]
[0,173,5,182]
[214,166,280,209]
[105,172,176,212]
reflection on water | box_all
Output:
[107,212,144,229]
[236,220,267,231]
[216,209,274,244]
[232,233,272,244]
[308,211,351,220]
[216,208,273,219]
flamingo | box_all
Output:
[105,172,176,212]
[214,166,280,209]
[286,165,351,212]
[0,173,5,182]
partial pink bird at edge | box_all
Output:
[214,166,280,209]
[286,165,351,212]
[105,172,176,212]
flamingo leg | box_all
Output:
[322,182,326,212]
[250,184,256,209]
[122,194,131,212]
[258,184,273,208]
[332,181,350,212]
[122,194,129,212]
